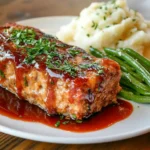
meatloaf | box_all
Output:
[0,23,121,120]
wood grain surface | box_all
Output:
[0,0,150,149]
[0,132,150,150]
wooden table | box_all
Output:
[0,0,150,149]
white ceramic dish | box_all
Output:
[0,16,150,144]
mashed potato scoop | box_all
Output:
[57,0,150,59]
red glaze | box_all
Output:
[69,78,88,103]
[0,59,8,83]
[0,87,133,132]
[0,24,122,121]
[46,77,58,114]
[0,24,107,114]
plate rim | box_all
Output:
[0,122,149,144]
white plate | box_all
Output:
[0,16,150,144]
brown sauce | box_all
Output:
[0,87,133,132]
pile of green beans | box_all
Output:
[89,46,150,103]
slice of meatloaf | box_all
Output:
[0,23,121,120]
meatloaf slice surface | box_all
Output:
[0,23,121,120]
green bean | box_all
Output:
[119,89,150,103]
[120,78,134,91]
[123,48,150,71]
[107,55,143,82]
[107,55,135,72]
[122,72,150,95]
[89,46,104,58]
[121,85,139,95]
[130,71,144,82]
[104,48,150,86]
[120,77,146,95]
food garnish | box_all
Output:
[5,28,103,78]
[0,70,5,78]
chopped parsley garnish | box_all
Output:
[5,28,103,77]
[44,33,57,40]
[9,28,36,46]
[87,33,90,37]
[56,43,68,48]
[97,69,103,75]
[62,121,70,125]
[132,19,136,22]
[72,114,76,119]
[55,121,60,127]
[0,70,5,78]
[79,64,92,69]
[60,115,64,120]
[79,63,103,75]
[103,16,106,20]
[76,120,82,123]
[60,61,77,77]
[24,76,28,86]
[68,48,80,57]
[105,25,110,28]
[82,55,90,59]
[50,79,54,85]
[115,6,119,9]
[91,21,98,30]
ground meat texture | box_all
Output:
[0,23,121,120]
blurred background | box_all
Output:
[0,0,150,25]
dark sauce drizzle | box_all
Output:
[0,87,133,132]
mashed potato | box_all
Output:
[57,0,150,58]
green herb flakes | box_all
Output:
[103,16,106,20]
[82,55,90,59]
[79,63,103,75]
[91,21,98,30]
[76,120,82,123]
[24,76,28,87]
[55,121,60,127]
[0,70,5,78]
[50,80,54,85]
[68,48,80,57]
[97,69,103,75]
[6,28,103,78]
[105,25,110,28]
[62,121,70,125]
[60,115,64,120]
[132,19,136,22]
[87,33,90,37]
[60,61,77,77]
[72,114,76,119]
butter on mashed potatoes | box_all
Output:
[57,0,150,58]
